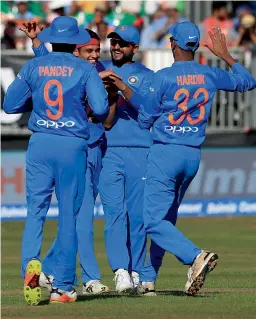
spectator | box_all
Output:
[97,20,111,52]
[13,1,37,23]
[199,1,237,47]
[27,1,46,19]
[75,0,107,15]
[140,9,165,49]
[1,21,16,49]
[144,0,163,16]
[142,1,186,48]
[233,4,252,31]
[47,0,71,23]
[234,13,256,48]
[87,6,113,49]
[69,1,92,27]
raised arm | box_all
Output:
[102,88,119,129]
[205,28,256,92]
[19,21,49,56]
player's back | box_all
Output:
[148,60,256,147]
[25,52,97,139]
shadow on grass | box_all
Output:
[157,290,223,297]
[39,298,50,306]
[38,290,224,305]
[77,293,123,302]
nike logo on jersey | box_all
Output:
[58,29,68,32]
[189,36,197,39]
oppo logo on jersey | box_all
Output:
[165,126,199,133]
[37,120,75,129]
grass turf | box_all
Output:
[1,216,256,318]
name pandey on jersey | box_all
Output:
[39,66,74,77]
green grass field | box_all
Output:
[2,217,256,319]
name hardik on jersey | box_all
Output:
[138,61,256,147]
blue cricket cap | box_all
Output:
[169,21,200,52]
[107,25,140,45]
[38,16,91,45]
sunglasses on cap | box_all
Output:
[110,38,135,48]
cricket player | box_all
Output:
[19,22,120,295]
[3,16,109,305]
[136,22,256,296]
[97,25,154,292]
[22,23,155,293]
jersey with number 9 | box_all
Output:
[15,52,108,139]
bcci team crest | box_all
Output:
[119,26,126,30]
[128,76,138,84]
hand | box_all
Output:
[99,69,122,80]
[108,75,127,92]
[19,21,42,40]
[204,28,236,67]
[204,28,230,58]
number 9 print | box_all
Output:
[43,79,64,120]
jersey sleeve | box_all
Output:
[137,70,165,129]
[32,43,49,57]
[3,61,32,114]
[127,70,155,111]
[85,66,109,120]
[213,62,256,92]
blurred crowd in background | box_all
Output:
[1,0,256,53]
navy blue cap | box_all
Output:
[107,25,140,45]
[169,21,200,52]
[38,16,91,45]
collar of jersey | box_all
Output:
[172,60,197,65]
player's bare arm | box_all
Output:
[205,27,236,67]
[103,85,119,129]
[19,21,43,48]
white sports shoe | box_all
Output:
[82,280,109,295]
[137,281,157,296]
[114,269,133,293]
[185,250,219,296]
[131,271,140,288]
[39,272,53,292]
[50,288,77,303]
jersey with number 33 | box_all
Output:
[138,60,256,147]
[4,52,108,139]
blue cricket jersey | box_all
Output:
[138,60,256,147]
[29,44,106,145]
[101,60,153,148]
[3,51,109,140]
